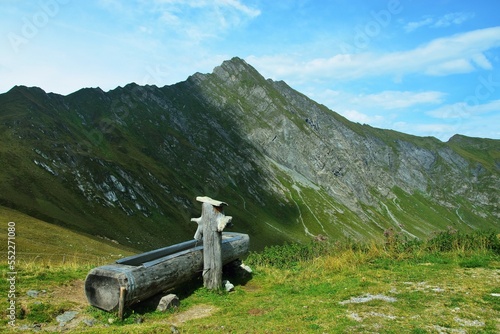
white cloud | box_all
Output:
[154,0,261,22]
[153,0,260,16]
[393,122,459,141]
[307,89,444,111]
[341,109,385,125]
[404,12,475,32]
[404,17,433,32]
[98,0,260,43]
[218,0,261,17]
[433,12,475,28]
[424,59,475,76]
[248,27,500,82]
[471,53,493,70]
[427,99,500,119]
[301,89,446,135]
[393,99,500,140]
[359,91,445,109]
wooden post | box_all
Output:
[194,196,232,290]
[118,286,126,320]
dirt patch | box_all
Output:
[248,308,267,316]
[52,279,88,307]
[241,281,262,292]
[20,279,87,307]
[170,304,218,325]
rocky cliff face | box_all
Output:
[0,57,498,250]
[189,58,498,220]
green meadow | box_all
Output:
[1,207,499,333]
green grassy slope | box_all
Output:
[0,205,136,264]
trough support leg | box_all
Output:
[194,197,232,290]
[118,286,126,320]
[202,202,223,290]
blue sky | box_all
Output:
[1,0,499,141]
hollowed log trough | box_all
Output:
[85,232,249,312]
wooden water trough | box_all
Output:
[85,232,249,312]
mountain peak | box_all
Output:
[212,57,265,84]
[9,85,47,95]
[223,56,248,66]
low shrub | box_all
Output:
[247,229,500,269]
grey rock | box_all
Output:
[339,294,397,305]
[157,294,180,312]
[26,290,39,298]
[223,280,235,292]
[83,318,96,327]
[56,311,78,326]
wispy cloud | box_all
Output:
[302,89,445,133]
[404,12,475,32]
[356,91,445,109]
[153,0,261,34]
[404,17,433,33]
[308,89,444,111]
[98,0,261,42]
[427,99,500,119]
[341,109,385,125]
[434,12,475,28]
[393,99,500,140]
[248,27,500,82]
[393,122,459,140]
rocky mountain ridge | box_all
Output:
[0,57,498,250]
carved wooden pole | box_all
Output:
[192,196,232,290]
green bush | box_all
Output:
[247,229,500,270]
[247,240,329,269]
[383,227,423,254]
[426,228,500,254]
